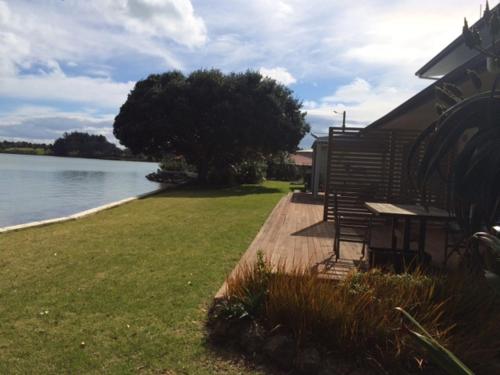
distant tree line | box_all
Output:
[0,140,52,155]
[52,132,122,158]
[1,132,149,161]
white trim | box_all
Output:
[0,185,173,234]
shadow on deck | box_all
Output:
[216,192,364,298]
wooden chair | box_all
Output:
[332,191,373,260]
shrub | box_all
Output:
[207,164,238,185]
[206,159,267,185]
[160,154,190,172]
[211,260,500,374]
[266,153,299,181]
[235,160,267,184]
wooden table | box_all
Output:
[364,202,451,261]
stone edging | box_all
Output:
[0,185,173,234]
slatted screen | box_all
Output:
[323,127,448,222]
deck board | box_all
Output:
[216,192,363,298]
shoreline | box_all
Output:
[0,185,172,234]
[0,151,156,163]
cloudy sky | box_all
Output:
[0,0,486,147]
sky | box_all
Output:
[0,0,489,148]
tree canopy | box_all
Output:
[52,132,122,158]
[113,69,310,183]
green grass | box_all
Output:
[0,147,51,155]
[0,181,289,374]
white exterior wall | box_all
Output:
[312,142,329,197]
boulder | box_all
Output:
[263,335,296,369]
[208,318,247,342]
[297,347,322,374]
[239,321,266,355]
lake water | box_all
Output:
[0,154,160,227]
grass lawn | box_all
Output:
[0,181,289,374]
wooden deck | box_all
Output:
[216,192,364,298]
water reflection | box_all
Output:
[0,154,159,227]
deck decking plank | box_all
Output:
[215,192,363,298]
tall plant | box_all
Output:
[410,4,500,274]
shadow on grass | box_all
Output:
[203,339,286,375]
[145,183,284,199]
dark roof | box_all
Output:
[290,152,313,167]
[312,136,329,146]
[365,52,486,131]
[416,5,498,79]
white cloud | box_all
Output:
[0,0,488,146]
[304,77,420,134]
[0,72,135,109]
[0,0,203,78]
[259,67,296,85]
[0,106,116,143]
[97,0,207,48]
[0,31,30,77]
[322,78,373,105]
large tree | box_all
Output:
[113,69,309,183]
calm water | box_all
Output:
[0,154,160,227]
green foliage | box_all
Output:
[467,69,483,90]
[463,4,500,58]
[396,307,474,375]
[234,159,267,184]
[221,251,271,320]
[266,152,300,181]
[471,232,500,275]
[221,261,500,373]
[113,69,310,183]
[159,154,192,172]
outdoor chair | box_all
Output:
[443,221,467,266]
[332,191,373,260]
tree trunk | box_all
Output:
[197,158,209,184]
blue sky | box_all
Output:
[0,0,485,147]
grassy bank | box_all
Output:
[0,147,51,155]
[0,181,289,374]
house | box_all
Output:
[322,5,499,265]
[314,6,497,196]
[366,5,498,131]
[289,149,313,168]
[290,149,313,187]
[219,4,498,289]
[310,135,328,197]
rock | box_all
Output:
[297,347,322,374]
[318,368,336,375]
[318,358,351,375]
[263,335,296,369]
[239,321,265,354]
[348,369,376,375]
[208,319,229,341]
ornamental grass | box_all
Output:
[218,256,500,374]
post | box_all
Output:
[342,111,346,132]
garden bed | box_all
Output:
[207,255,500,374]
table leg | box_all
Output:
[391,217,398,251]
[403,218,411,253]
[419,218,427,261]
